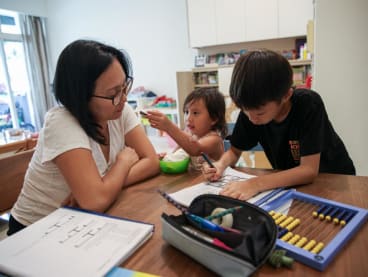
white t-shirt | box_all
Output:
[11,104,139,226]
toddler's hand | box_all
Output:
[146,110,171,131]
[202,161,223,182]
[157,152,166,160]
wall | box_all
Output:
[44,0,195,99]
[0,0,47,17]
[314,0,368,175]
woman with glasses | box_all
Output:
[7,39,160,235]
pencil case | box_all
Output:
[161,194,277,276]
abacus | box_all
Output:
[259,190,368,271]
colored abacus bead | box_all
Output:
[303,240,317,251]
[311,242,324,254]
[285,218,300,231]
[319,206,333,221]
[334,210,346,225]
[295,237,308,248]
[279,216,294,228]
[288,234,301,245]
[340,211,355,227]
[272,212,283,220]
[281,232,293,242]
[275,214,287,225]
[313,205,326,218]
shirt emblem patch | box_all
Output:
[289,140,300,164]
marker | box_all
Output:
[157,189,242,234]
[205,206,243,221]
[187,213,225,232]
[139,110,148,116]
[201,152,215,168]
[182,226,233,251]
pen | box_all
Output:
[201,152,215,168]
[186,213,225,232]
[182,226,233,251]
[157,189,242,234]
[139,110,148,116]
[205,206,243,221]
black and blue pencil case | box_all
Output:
[161,194,277,276]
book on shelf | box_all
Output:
[0,207,154,277]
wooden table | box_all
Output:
[107,168,368,277]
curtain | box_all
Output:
[19,15,54,131]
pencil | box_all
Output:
[205,206,243,221]
[201,152,215,168]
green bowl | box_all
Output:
[160,158,190,174]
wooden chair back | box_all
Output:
[0,138,37,156]
[0,149,34,213]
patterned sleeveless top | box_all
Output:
[188,131,223,171]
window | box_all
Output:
[0,9,35,133]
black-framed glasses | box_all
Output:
[92,76,133,106]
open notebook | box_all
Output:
[0,207,154,277]
[169,167,291,209]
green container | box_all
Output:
[160,158,190,174]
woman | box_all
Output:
[8,39,160,235]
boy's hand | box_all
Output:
[220,178,260,201]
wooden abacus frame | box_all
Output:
[259,190,368,271]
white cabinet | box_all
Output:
[278,0,314,38]
[187,0,314,47]
[187,0,217,47]
[216,0,246,45]
[245,0,278,41]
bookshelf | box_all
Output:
[289,59,312,87]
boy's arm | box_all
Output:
[220,153,320,200]
[255,153,320,190]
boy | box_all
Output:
[203,49,355,201]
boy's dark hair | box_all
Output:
[183,88,227,138]
[53,39,133,144]
[230,49,293,109]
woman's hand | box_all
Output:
[220,177,260,201]
[61,193,79,207]
[116,146,139,169]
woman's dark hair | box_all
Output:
[230,49,293,109]
[183,88,227,138]
[53,39,132,144]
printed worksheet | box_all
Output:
[169,167,290,208]
[0,207,153,277]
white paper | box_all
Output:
[0,207,153,277]
[169,167,288,207]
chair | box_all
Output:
[224,123,271,168]
[0,149,34,213]
[0,138,37,156]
